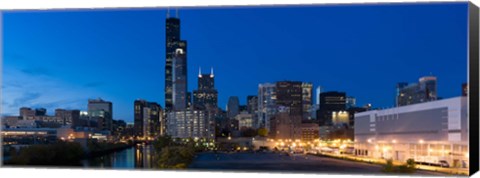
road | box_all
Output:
[188,152,451,176]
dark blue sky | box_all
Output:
[2,2,468,122]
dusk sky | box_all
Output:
[2,2,468,122]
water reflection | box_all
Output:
[83,144,155,169]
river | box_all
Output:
[82,144,156,169]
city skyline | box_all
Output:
[2,3,468,122]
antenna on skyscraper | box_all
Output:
[199,67,202,78]
[210,67,214,78]
[167,8,170,18]
[176,8,179,18]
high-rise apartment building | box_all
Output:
[257,83,277,130]
[134,100,164,138]
[396,76,437,106]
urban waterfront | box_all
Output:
[82,144,155,169]
[79,147,450,176]
[2,2,471,176]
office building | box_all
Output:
[172,47,188,111]
[354,97,468,167]
[193,67,218,109]
[227,96,240,119]
[298,122,320,142]
[276,81,303,117]
[269,107,302,140]
[302,82,313,120]
[317,91,346,126]
[396,76,438,107]
[134,100,164,138]
[332,111,349,126]
[346,96,356,109]
[88,98,113,132]
[257,83,277,130]
[19,107,36,120]
[165,12,187,111]
[246,95,258,115]
[235,112,254,129]
[316,86,323,105]
[55,109,80,126]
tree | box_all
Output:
[257,128,268,137]
[157,146,195,169]
[153,135,173,151]
[7,141,84,166]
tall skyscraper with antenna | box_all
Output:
[193,67,218,109]
[165,9,187,111]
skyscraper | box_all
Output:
[396,76,438,106]
[193,67,218,109]
[317,91,346,126]
[275,81,303,117]
[165,11,187,111]
[88,98,113,132]
[172,46,188,111]
[257,83,277,130]
[302,82,313,119]
[134,100,164,138]
[227,96,240,119]
[316,86,323,105]
[246,95,258,115]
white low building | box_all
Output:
[354,96,468,168]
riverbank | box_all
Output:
[85,142,135,158]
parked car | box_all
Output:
[439,160,450,168]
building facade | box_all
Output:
[172,47,188,111]
[247,95,258,115]
[354,97,468,168]
[269,107,302,140]
[317,91,346,126]
[302,82,313,120]
[235,112,254,130]
[166,109,215,140]
[55,109,80,126]
[396,76,438,107]
[193,68,218,109]
[165,15,181,111]
[257,83,277,131]
[134,100,164,138]
[227,96,240,119]
[275,81,303,117]
[88,98,113,132]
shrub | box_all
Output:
[382,159,395,173]
[157,146,195,169]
